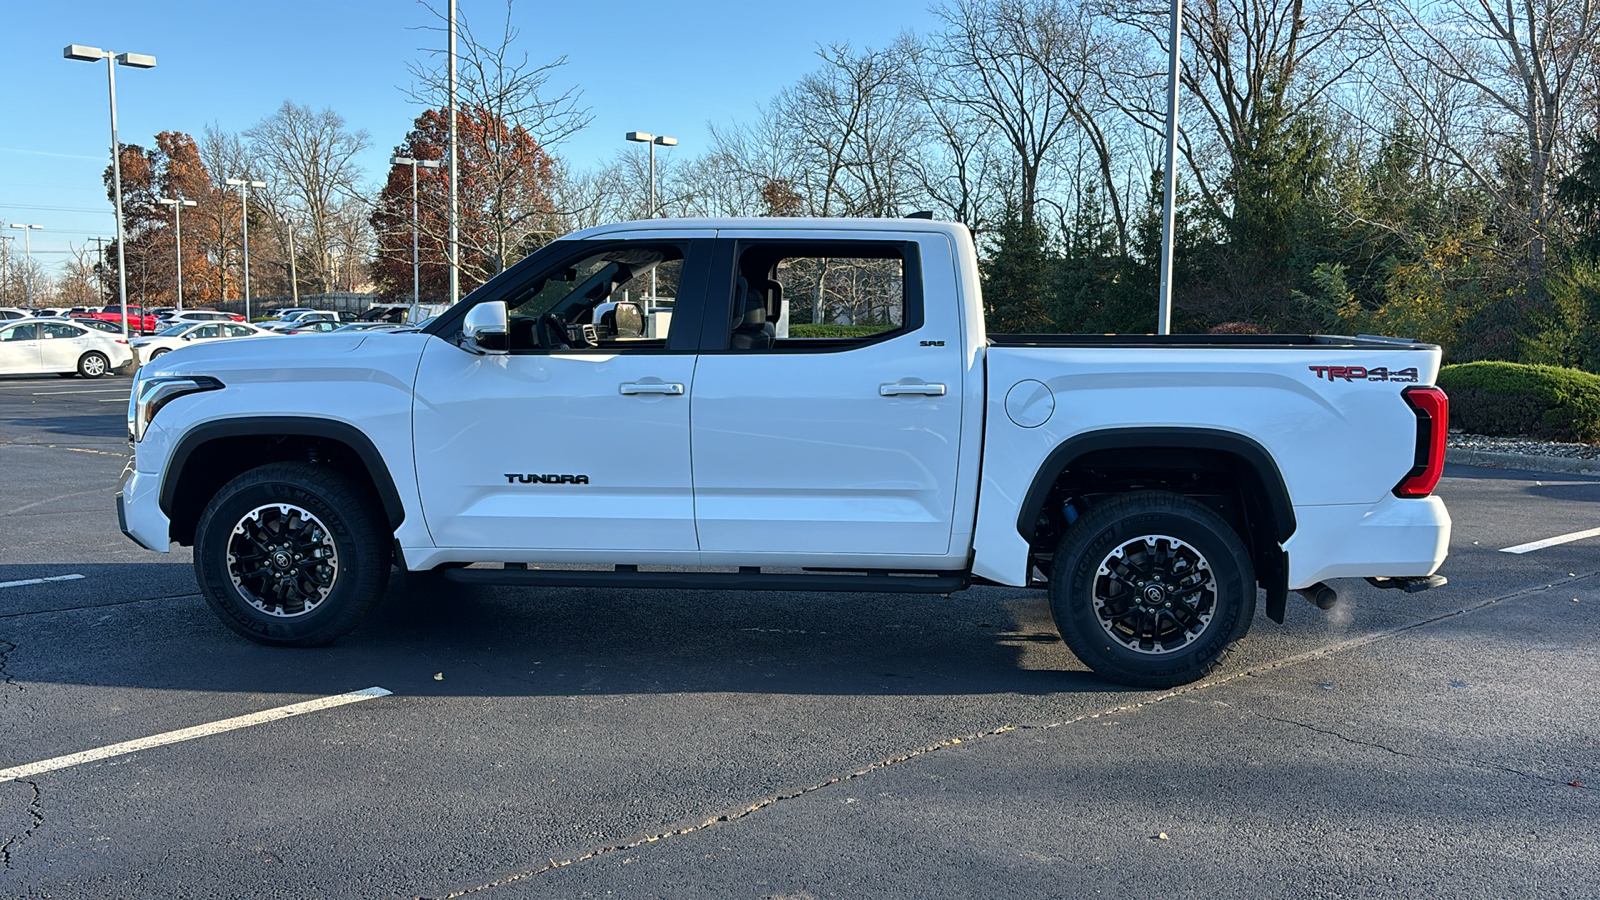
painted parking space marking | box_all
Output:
[0,687,393,782]
[1500,526,1600,554]
[28,388,128,396]
[97,398,129,403]
[0,574,85,590]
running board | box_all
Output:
[438,565,969,594]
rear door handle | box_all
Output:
[619,382,685,395]
[879,382,946,396]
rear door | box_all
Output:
[413,232,713,553]
[688,231,968,561]
[38,321,91,371]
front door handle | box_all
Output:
[880,382,946,396]
[619,382,685,395]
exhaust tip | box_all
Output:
[1295,582,1339,610]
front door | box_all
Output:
[0,322,42,374]
[413,234,712,553]
[690,232,968,560]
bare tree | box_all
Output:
[406,0,591,276]
[54,244,102,306]
[1364,0,1600,286]
[1106,0,1374,221]
[245,101,371,293]
[925,0,1083,224]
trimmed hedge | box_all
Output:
[1436,362,1600,443]
[787,324,893,338]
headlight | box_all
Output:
[129,374,224,443]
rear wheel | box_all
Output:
[1049,490,1255,689]
[77,351,109,378]
[194,462,391,646]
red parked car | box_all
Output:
[81,305,161,334]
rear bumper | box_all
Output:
[1284,495,1450,588]
[115,461,170,552]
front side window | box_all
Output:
[499,243,686,352]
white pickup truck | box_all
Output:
[117,217,1451,687]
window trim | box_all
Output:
[701,238,925,354]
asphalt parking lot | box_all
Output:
[1,372,1596,899]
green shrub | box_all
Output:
[787,324,892,338]
[1436,361,1600,443]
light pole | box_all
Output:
[226,178,267,320]
[448,0,459,306]
[390,156,443,323]
[7,224,44,308]
[624,131,677,301]
[1156,0,1183,336]
[0,235,11,306]
[156,197,196,310]
[284,218,300,308]
[65,45,157,339]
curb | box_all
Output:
[1446,448,1600,478]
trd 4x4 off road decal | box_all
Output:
[504,473,590,484]
[1308,365,1419,384]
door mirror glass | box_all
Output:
[462,301,508,349]
[609,302,644,338]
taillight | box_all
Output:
[1394,385,1449,497]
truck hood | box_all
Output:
[141,332,432,393]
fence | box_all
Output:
[210,293,376,319]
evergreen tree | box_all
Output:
[980,205,1053,333]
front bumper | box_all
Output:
[115,460,170,552]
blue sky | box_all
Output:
[0,0,942,277]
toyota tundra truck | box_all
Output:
[116,217,1450,687]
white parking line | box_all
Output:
[29,389,128,395]
[1500,526,1600,554]
[0,687,394,782]
[0,574,85,590]
[97,398,129,403]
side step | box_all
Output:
[438,565,970,594]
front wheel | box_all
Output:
[194,462,391,646]
[1049,490,1256,689]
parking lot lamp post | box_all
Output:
[7,224,44,308]
[284,218,300,308]
[390,156,443,323]
[156,197,196,310]
[65,45,156,339]
[226,178,267,321]
[624,131,677,301]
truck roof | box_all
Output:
[566,216,969,242]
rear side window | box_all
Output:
[42,323,86,339]
[726,241,921,351]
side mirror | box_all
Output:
[182,334,194,341]
[610,302,644,338]
[462,301,508,350]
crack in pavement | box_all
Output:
[0,780,42,870]
[1242,710,1596,793]
[0,639,17,696]
[0,592,201,621]
[424,572,1600,898]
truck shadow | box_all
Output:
[0,562,1115,699]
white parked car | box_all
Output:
[0,317,131,377]
[131,321,271,365]
[0,307,30,320]
[156,310,239,328]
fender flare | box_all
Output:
[1015,427,1296,544]
[160,416,406,529]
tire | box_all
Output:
[77,351,109,378]
[149,348,169,359]
[194,462,391,647]
[1049,490,1256,689]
